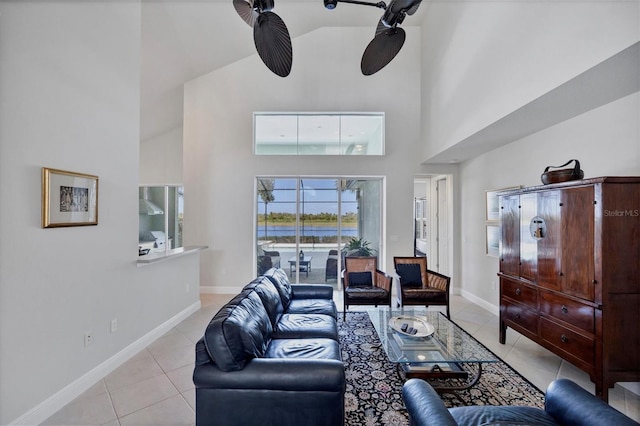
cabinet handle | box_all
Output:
[515,288,521,296]
[561,305,568,314]
[592,280,598,284]
[558,272,564,276]
[515,313,521,319]
[560,334,568,343]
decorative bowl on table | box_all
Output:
[389,315,435,338]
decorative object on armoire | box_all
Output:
[497,177,640,401]
[540,159,584,184]
[41,167,98,228]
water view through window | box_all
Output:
[256,177,382,285]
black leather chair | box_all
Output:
[402,378,639,426]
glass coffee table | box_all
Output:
[368,308,499,391]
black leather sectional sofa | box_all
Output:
[402,378,640,426]
[193,268,345,426]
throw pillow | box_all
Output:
[348,271,373,288]
[396,263,422,288]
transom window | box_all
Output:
[254,112,385,155]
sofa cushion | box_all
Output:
[449,406,559,426]
[274,313,338,340]
[263,268,293,308]
[266,338,341,361]
[243,276,284,327]
[348,271,373,287]
[204,291,273,372]
[287,298,338,319]
[345,286,388,299]
[396,263,422,288]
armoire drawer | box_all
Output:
[539,291,595,333]
[540,317,594,366]
[501,301,538,335]
[501,279,537,311]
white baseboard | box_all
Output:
[460,289,500,316]
[11,301,201,426]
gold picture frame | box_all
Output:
[42,167,99,228]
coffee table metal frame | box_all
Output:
[368,308,499,391]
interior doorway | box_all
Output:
[413,175,452,275]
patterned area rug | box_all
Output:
[339,311,545,426]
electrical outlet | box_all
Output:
[84,332,94,347]
[110,319,118,333]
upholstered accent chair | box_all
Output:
[342,256,392,320]
[393,256,451,318]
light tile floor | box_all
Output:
[43,293,640,425]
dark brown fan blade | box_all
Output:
[361,26,405,75]
[406,0,422,16]
[375,19,388,36]
[233,0,258,27]
[253,11,293,77]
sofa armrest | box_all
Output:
[402,379,458,426]
[545,379,638,426]
[194,358,345,392]
[291,284,334,300]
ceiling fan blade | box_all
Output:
[361,26,406,75]
[374,19,387,36]
[253,11,293,77]
[405,0,422,16]
[233,0,258,27]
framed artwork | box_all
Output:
[485,190,500,221]
[486,186,521,221]
[485,186,520,257]
[485,224,500,257]
[42,167,99,228]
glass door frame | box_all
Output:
[254,176,385,285]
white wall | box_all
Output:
[420,0,639,160]
[140,126,184,184]
[0,3,200,423]
[183,26,434,290]
[459,93,640,311]
[416,0,640,311]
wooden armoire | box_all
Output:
[498,177,640,400]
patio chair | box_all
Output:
[325,249,339,282]
[393,256,451,318]
[342,256,392,321]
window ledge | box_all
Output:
[137,245,208,266]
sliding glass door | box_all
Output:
[256,177,382,285]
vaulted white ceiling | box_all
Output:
[140,0,428,141]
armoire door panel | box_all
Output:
[499,194,520,276]
[561,187,595,301]
[537,191,561,290]
[519,193,537,282]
